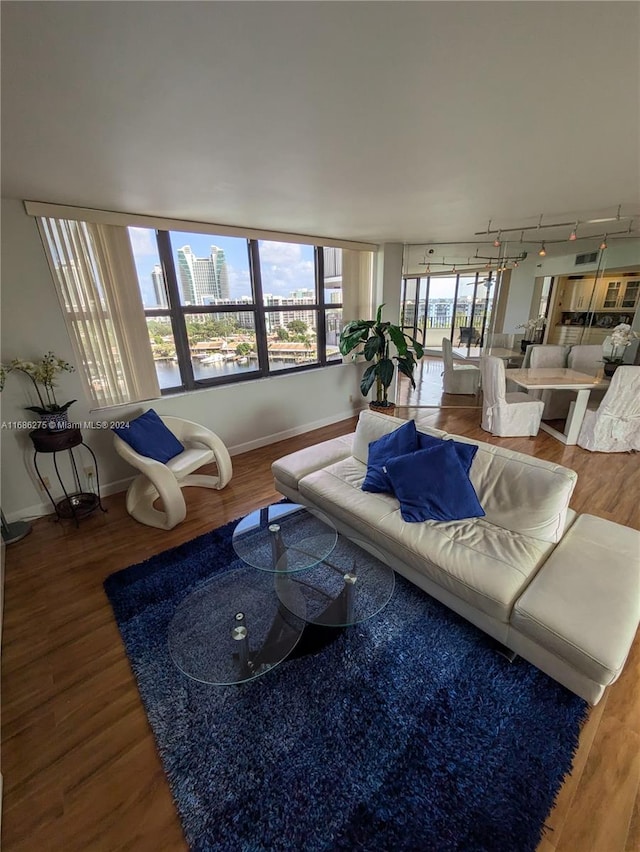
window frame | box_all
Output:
[145,230,343,395]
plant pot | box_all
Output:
[37,411,71,431]
[369,401,396,416]
[603,361,622,378]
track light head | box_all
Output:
[538,243,547,257]
[493,231,502,248]
[569,222,578,241]
[600,235,608,250]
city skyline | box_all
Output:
[129,227,319,309]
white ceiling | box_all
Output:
[2,2,639,248]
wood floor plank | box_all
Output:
[542,696,609,845]
[554,717,640,852]
[1,408,638,851]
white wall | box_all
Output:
[0,199,368,521]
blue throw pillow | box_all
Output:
[385,442,485,523]
[113,409,184,463]
[417,432,479,475]
[361,419,418,494]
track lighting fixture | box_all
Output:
[538,243,547,257]
[476,206,638,246]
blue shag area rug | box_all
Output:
[104,510,588,852]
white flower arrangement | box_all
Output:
[517,316,546,338]
[604,323,639,363]
[0,352,76,415]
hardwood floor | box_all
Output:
[2,411,639,851]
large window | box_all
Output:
[126,229,355,394]
[34,203,373,408]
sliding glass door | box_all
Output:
[401,271,495,354]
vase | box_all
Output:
[603,361,622,378]
[38,411,71,431]
[520,340,533,354]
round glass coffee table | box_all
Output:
[275,536,395,627]
[168,565,307,685]
[232,502,338,573]
[168,504,395,685]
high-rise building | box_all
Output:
[176,245,230,305]
[150,264,168,308]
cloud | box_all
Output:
[259,241,304,264]
[259,242,315,296]
[228,267,251,299]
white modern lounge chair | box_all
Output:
[441,337,481,395]
[480,356,544,437]
[113,416,233,529]
[577,366,640,452]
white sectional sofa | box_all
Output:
[272,410,640,705]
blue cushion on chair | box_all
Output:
[385,442,485,523]
[417,432,479,475]
[113,409,184,463]
[362,420,418,494]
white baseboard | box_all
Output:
[226,407,362,457]
[4,408,364,524]
[4,477,134,523]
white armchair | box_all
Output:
[480,356,545,437]
[113,416,232,529]
[441,337,481,395]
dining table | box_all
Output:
[454,346,524,366]
[504,367,609,445]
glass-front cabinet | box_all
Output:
[621,280,640,309]
[600,278,639,310]
[602,280,622,308]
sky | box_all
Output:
[129,227,316,308]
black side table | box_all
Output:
[29,428,107,526]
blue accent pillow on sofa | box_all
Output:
[385,442,485,523]
[113,409,184,463]
[417,432,479,475]
[362,419,418,494]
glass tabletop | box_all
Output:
[232,503,338,574]
[168,565,307,685]
[275,537,395,627]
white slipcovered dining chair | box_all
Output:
[522,344,570,369]
[441,337,481,395]
[113,416,233,529]
[523,344,572,419]
[480,356,545,437]
[568,344,607,409]
[577,366,640,452]
[568,344,604,375]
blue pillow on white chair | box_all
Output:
[113,409,184,463]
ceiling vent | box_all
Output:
[575,251,598,265]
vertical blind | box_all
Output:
[38,217,161,408]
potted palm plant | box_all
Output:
[339,304,424,411]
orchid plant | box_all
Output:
[517,316,546,339]
[604,323,639,364]
[0,352,76,416]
